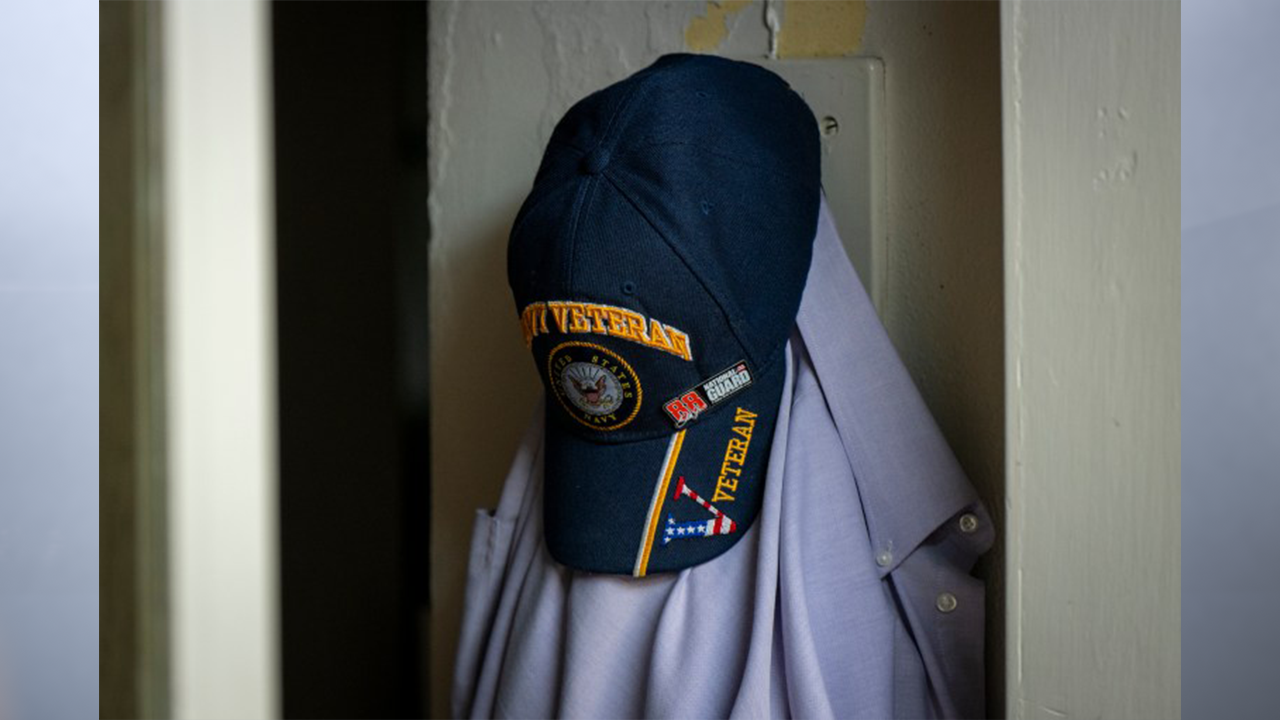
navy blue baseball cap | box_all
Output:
[507,54,820,576]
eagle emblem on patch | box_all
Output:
[562,363,622,415]
[548,341,641,431]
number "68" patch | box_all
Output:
[664,391,709,428]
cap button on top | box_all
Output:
[580,146,611,175]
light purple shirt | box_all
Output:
[453,199,994,718]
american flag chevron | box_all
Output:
[662,476,738,545]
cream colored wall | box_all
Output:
[427,2,1005,715]
[1001,1,1180,718]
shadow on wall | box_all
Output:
[428,196,536,702]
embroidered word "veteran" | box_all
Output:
[520,301,693,362]
[711,407,757,503]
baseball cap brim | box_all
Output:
[543,348,787,576]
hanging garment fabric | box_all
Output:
[452,199,995,719]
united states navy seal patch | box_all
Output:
[548,341,642,431]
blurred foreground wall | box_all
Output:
[2,2,99,719]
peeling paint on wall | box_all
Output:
[778,0,867,58]
[684,0,753,52]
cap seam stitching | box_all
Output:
[567,71,653,291]
[546,136,588,154]
[599,170,759,366]
[566,176,600,294]
[562,178,592,294]
[613,140,821,191]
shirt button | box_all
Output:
[936,592,958,613]
[875,550,893,567]
[958,513,979,533]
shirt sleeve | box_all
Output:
[887,501,995,719]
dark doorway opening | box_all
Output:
[273,2,429,717]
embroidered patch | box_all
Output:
[548,341,642,431]
[520,300,693,362]
[662,476,737,545]
[663,360,754,427]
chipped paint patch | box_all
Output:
[684,0,753,52]
[778,0,867,58]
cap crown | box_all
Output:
[508,54,820,441]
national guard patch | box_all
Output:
[663,360,753,428]
[548,341,642,431]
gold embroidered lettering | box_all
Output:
[548,302,571,333]
[568,303,591,332]
[517,300,695,362]
[647,319,672,354]
[624,311,649,344]
[584,304,610,333]
[666,326,692,362]
[606,308,630,338]
[711,407,757,503]
[519,303,542,347]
